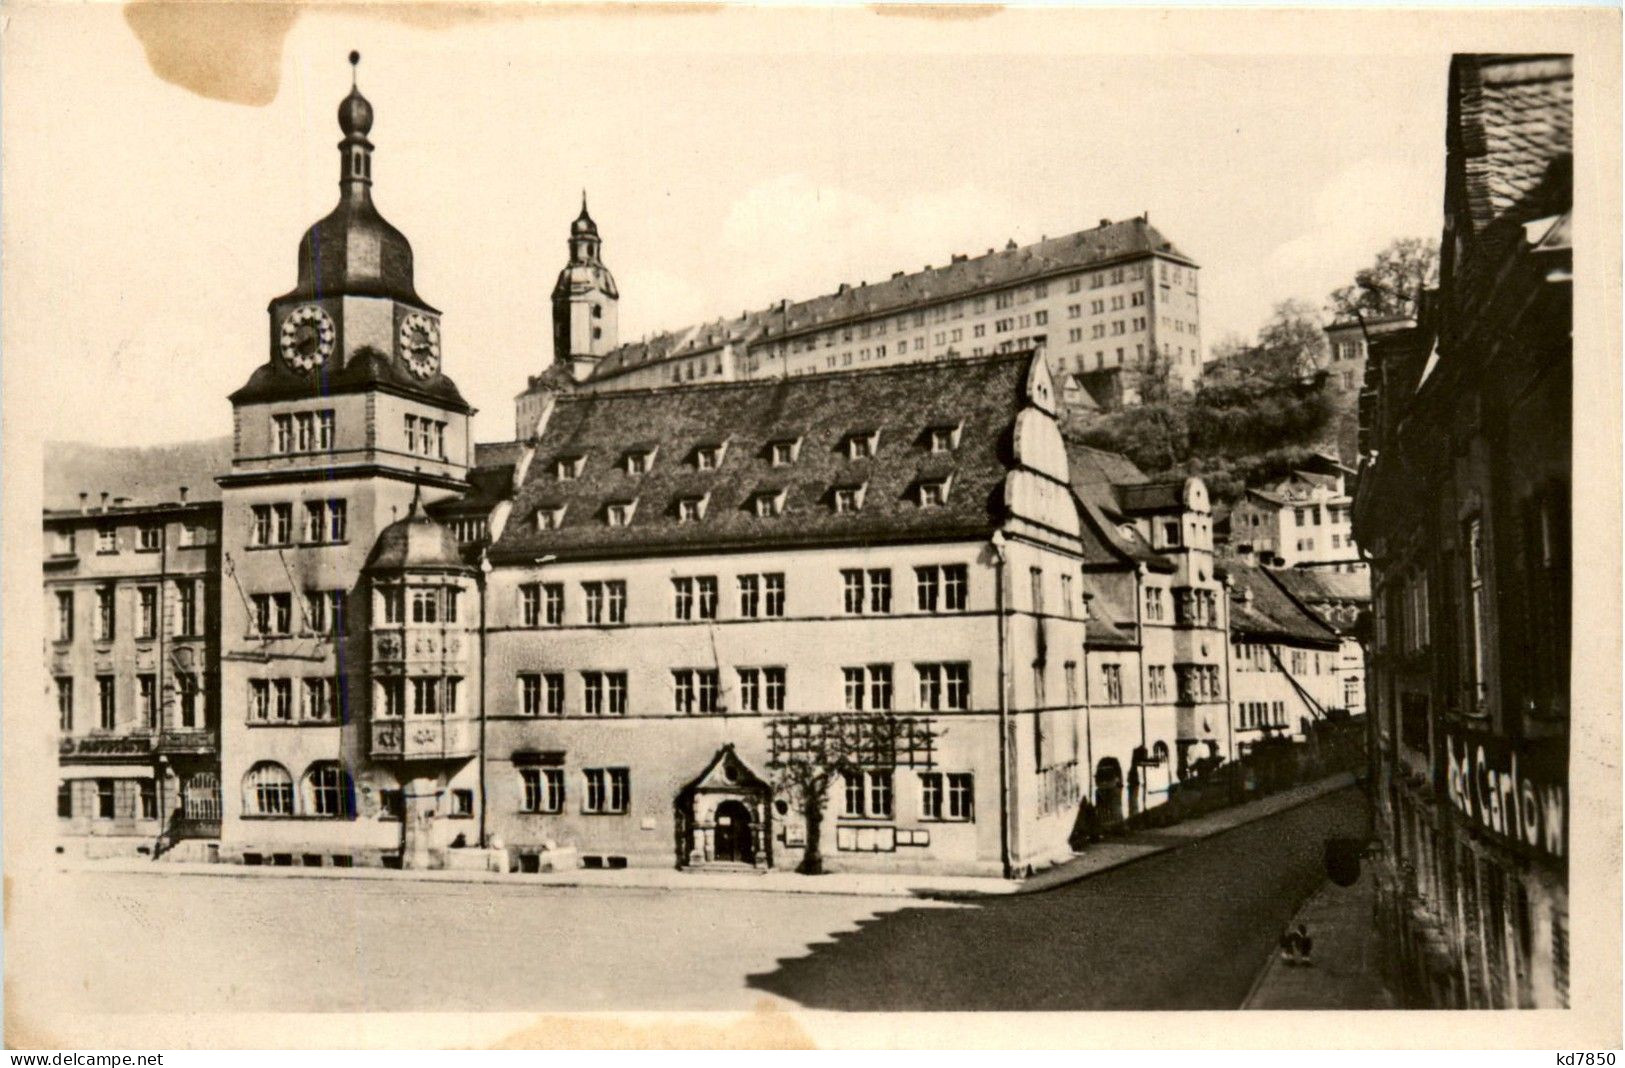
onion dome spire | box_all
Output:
[273,51,431,309]
[569,190,602,264]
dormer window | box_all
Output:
[769,439,801,467]
[555,456,584,481]
[693,443,727,471]
[833,484,867,514]
[919,478,951,507]
[606,500,637,528]
[749,489,786,518]
[676,495,709,523]
[536,505,566,531]
[927,423,963,453]
[623,448,656,476]
[844,430,880,460]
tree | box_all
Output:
[1329,237,1439,322]
[1235,299,1329,383]
[766,714,940,875]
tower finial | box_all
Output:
[581,188,588,214]
[350,50,361,87]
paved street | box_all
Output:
[21,788,1365,1014]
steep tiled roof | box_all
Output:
[1228,564,1340,647]
[1269,568,1371,607]
[1116,481,1185,515]
[588,217,1193,382]
[1064,439,1148,515]
[474,441,527,469]
[490,353,1038,562]
[1446,55,1574,318]
[1085,588,1140,649]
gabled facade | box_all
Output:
[1225,563,1345,749]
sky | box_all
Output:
[5,6,1452,449]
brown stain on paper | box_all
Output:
[122,1,726,107]
[488,1000,816,1050]
[869,3,1002,21]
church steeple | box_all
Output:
[552,192,619,379]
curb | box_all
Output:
[60,774,1359,902]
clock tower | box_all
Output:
[217,54,479,868]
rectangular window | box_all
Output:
[584,582,604,624]
[96,524,118,554]
[738,574,760,618]
[696,670,720,713]
[55,590,73,641]
[842,770,865,817]
[97,779,116,820]
[274,413,293,453]
[272,503,293,546]
[272,678,293,722]
[920,773,943,820]
[178,580,199,636]
[943,565,968,610]
[410,677,438,717]
[95,586,115,641]
[842,569,865,614]
[1060,573,1074,617]
[137,673,157,728]
[916,662,970,711]
[137,525,161,552]
[583,671,605,716]
[97,675,116,730]
[868,664,893,710]
[521,767,565,813]
[317,410,334,450]
[672,577,693,621]
[737,668,761,713]
[763,573,785,617]
[915,566,939,612]
[134,586,158,640]
[57,676,73,732]
[583,768,629,814]
[764,667,786,712]
[947,773,974,820]
[843,667,867,711]
[868,770,893,819]
[1102,664,1123,704]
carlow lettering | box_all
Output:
[1445,730,1566,861]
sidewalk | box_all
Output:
[1242,864,1396,1010]
[64,772,1356,900]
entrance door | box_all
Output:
[714,800,754,863]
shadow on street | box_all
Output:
[746,787,1370,1011]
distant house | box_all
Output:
[1227,453,1364,573]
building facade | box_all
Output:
[516,213,1205,433]
[1226,564,1346,749]
[1354,53,1571,1009]
[48,61,1373,882]
[1322,314,1415,396]
[46,494,222,858]
[1228,455,1365,573]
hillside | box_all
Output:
[44,436,233,511]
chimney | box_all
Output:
[891,271,904,280]
[78,492,88,515]
[179,486,189,504]
[100,492,110,513]
[1099,218,1111,228]
[113,496,130,509]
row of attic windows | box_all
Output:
[552,423,964,483]
[534,475,954,532]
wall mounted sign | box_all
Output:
[1444,728,1566,863]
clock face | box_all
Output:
[399,313,441,379]
[278,304,336,372]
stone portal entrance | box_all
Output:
[677,745,771,869]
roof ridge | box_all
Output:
[555,350,1037,405]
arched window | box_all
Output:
[243,762,293,816]
[303,762,353,819]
